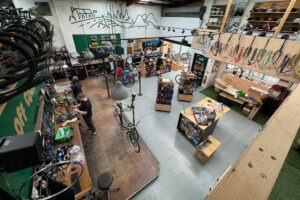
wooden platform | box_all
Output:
[178,94,193,102]
[79,76,159,200]
[155,103,171,112]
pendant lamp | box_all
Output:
[111,81,129,101]
[83,48,94,60]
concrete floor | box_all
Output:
[119,71,261,200]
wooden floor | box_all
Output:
[79,76,159,200]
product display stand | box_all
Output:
[177,97,230,146]
[178,72,197,102]
[155,78,174,112]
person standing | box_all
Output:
[72,93,97,136]
[67,76,82,98]
[156,55,163,75]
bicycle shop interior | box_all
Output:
[1,0,300,199]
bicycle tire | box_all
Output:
[122,76,135,88]
[4,27,44,52]
[113,109,122,126]
[127,128,140,153]
[175,74,181,84]
[26,17,53,41]
[0,37,35,94]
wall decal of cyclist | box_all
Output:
[69,7,159,29]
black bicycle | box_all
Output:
[113,94,140,153]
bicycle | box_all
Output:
[118,69,135,88]
[113,94,140,153]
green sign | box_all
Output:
[0,83,44,199]
[72,33,121,52]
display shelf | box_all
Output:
[248,20,300,27]
[208,5,227,30]
[178,71,197,102]
[246,1,300,34]
[177,97,230,146]
[155,78,174,112]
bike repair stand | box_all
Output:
[138,70,142,96]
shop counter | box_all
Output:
[177,97,230,146]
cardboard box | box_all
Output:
[194,135,221,165]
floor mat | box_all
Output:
[80,76,159,200]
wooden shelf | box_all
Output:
[207,24,221,27]
[248,20,300,27]
[210,15,224,17]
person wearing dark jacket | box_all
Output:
[67,76,82,98]
[72,93,97,136]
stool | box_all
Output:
[97,172,119,200]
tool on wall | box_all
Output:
[221,33,234,59]
[277,54,293,75]
[260,51,273,70]
[256,38,270,62]
[243,36,256,60]
[248,47,258,65]
[211,33,222,56]
[234,34,242,56]
[272,38,288,64]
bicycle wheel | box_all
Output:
[122,76,135,88]
[175,74,181,84]
[127,128,140,153]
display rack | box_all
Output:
[177,97,230,146]
[246,1,300,34]
[178,72,197,102]
[207,5,227,30]
[155,78,174,112]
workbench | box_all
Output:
[53,84,92,199]
[177,97,230,146]
[214,73,270,120]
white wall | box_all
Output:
[13,0,65,48]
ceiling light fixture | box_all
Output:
[182,29,185,34]
[172,28,175,32]
[168,27,170,31]
[163,27,165,30]
[157,26,160,30]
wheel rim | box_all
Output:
[127,130,140,153]
[123,76,135,88]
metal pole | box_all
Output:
[138,71,142,96]
[104,73,110,98]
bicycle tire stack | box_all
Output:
[155,78,174,112]
[0,6,53,104]
[178,72,197,102]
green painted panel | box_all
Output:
[72,33,121,52]
[0,83,44,199]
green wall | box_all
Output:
[0,83,44,199]
[72,33,122,52]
